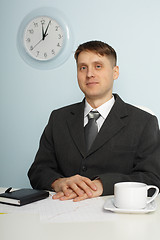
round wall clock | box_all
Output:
[17,8,73,69]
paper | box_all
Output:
[0,193,115,223]
[39,195,115,223]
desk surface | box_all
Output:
[1,187,160,240]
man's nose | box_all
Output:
[87,67,95,78]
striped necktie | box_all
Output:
[84,111,100,151]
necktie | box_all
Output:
[84,111,100,151]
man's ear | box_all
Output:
[113,66,119,80]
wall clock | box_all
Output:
[17,8,73,69]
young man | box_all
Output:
[28,40,160,202]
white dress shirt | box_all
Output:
[84,96,115,131]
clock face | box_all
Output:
[23,16,64,61]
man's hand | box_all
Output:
[72,179,103,202]
[51,175,103,202]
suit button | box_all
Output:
[82,165,87,172]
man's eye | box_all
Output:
[96,65,101,69]
[80,66,87,70]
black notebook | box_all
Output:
[0,188,49,206]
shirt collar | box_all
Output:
[84,96,115,119]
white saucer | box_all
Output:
[104,198,156,214]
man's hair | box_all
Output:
[74,40,117,66]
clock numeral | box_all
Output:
[44,53,47,58]
[33,22,38,27]
[30,46,33,51]
[51,49,55,55]
[28,29,34,34]
[58,34,63,39]
[26,38,31,43]
[36,51,40,57]
[57,43,61,47]
[41,20,45,24]
[55,26,59,31]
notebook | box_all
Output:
[0,188,49,206]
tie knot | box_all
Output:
[88,111,100,121]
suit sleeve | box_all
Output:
[99,115,160,196]
[28,112,63,190]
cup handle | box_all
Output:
[147,185,159,204]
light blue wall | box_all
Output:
[1,0,160,188]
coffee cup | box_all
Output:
[114,182,159,209]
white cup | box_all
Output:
[114,182,159,209]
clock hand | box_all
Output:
[32,39,43,50]
[41,23,49,40]
[43,20,51,40]
[42,23,45,40]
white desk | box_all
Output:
[1,187,160,240]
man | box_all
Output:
[28,40,160,202]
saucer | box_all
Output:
[104,198,156,214]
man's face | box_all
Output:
[77,50,119,106]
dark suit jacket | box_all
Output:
[28,94,160,195]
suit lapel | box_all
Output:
[66,101,86,157]
[88,95,129,155]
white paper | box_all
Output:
[39,195,115,223]
[0,191,115,223]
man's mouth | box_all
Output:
[86,82,98,85]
